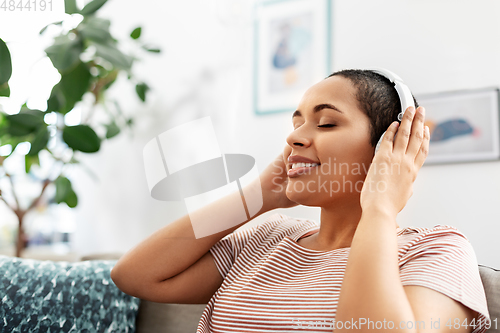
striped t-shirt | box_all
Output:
[196,213,491,333]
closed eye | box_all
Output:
[318,124,336,128]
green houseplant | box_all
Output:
[0,0,160,257]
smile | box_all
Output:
[288,163,320,178]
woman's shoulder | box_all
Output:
[398,224,473,252]
[399,224,469,239]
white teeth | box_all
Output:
[291,162,319,169]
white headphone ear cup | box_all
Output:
[374,132,385,154]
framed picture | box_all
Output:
[253,0,332,115]
[417,88,500,165]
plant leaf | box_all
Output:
[25,153,40,173]
[64,0,79,14]
[58,61,92,113]
[105,121,120,139]
[78,17,112,43]
[55,176,71,203]
[135,82,149,102]
[0,111,6,127]
[40,20,64,35]
[0,83,9,97]
[93,42,133,70]
[54,176,69,203]
[0,38,12,85]
[39,25,49,35]
[47,84,64,112]
[141,44,161,53]
[64,188,78,207]
[45,35,83,72]
[101,69,118,90]
[1,140,21,157]
[28,127,49,156]
[130,27,141,40]
[55,176,78,207]
[80,0,108,16]
[62,124,101,153]
[6,109,46,136]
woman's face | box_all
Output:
[283,75,376,207]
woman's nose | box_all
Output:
[286,126,312,148]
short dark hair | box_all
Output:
[327,69,419,147]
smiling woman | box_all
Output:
[111,69,491,333]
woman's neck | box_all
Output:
[314,202,362,251]
[299,199,401,252]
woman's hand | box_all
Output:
[257,152,299,211]
[359,106,430,218]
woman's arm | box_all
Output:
[334,106,476,333]
[334,207,476,333]
[111,152,296,301]
[110,180,266,299]
[334,207,415,330]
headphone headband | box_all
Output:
[367,67,416,154]
[368,67,415,121]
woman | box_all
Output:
[111,69,491,332]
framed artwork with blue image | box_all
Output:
[417,87,500,165]
[253,0,332,115]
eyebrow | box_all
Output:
[292,103,344,119]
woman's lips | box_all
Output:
[287,165,320,178]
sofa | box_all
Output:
[0,254,206,332]
[0,254,498,332]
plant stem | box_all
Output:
[0,194,9,207]
[15,210,26,258]
[3,172,53,257]
[12,178,51,257]
[5,173,20,211]
[27,178,51,211]
[84,70,118,124]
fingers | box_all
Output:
[405,106,426,157]
[393,106,416,153]
[390,105,428,169]
[380,121,400,151]
[414,125,430,168]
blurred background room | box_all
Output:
[0,0,499,269]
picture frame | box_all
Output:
[253,0,332,115]
[417,87,500,165]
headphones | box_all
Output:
[368,68,415,154]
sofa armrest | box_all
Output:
[136,301,206,333]
[479,265,500,333]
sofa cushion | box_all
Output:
[0,255,140,332]
[478,265,500,333]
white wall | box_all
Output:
[5,0,499,267]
